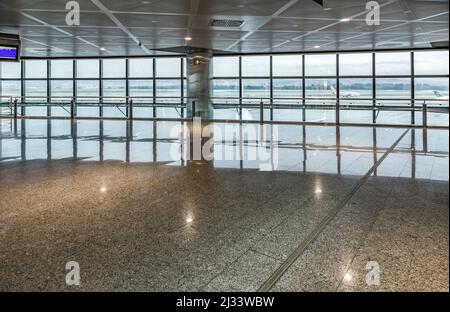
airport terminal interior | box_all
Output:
[0,0,449,292]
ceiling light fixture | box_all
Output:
[340,17,351,22]
[185,37,192,41]
[313,45,321,49]
[99,47,107,51]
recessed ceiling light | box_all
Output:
[340,17,351,22]
[100,186,107,193]
[99,47,107,51]
[313,45,321,49]
[185,37,192,41]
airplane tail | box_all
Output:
[330,86,337,96]
[433,90,442,98]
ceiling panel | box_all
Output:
[0,0,100,11]
[103,0,190,14]
[59,26,126,37]
[0,0,447,57]
[26,11,117,26]
[198,0,291,16]
[115,13,189,28]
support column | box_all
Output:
[186,52,213,119]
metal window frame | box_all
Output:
[1,51,448,127]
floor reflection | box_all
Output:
[0,118,448,181]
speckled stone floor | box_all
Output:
[0,119,448,292]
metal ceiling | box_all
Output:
[0,0,448,57]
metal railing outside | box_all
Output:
[0,95,448,128]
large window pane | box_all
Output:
[25,80,47,102]
[156,80,181,103]
[272,55,302,77]
[103,59,126,78]
[212,79,239,98]
[305,79,336,98]
[242,56,270,77]
[51,80,73,116]
[0,80,21,101]
[376,78,411,99]
[376,52,410,76]
[129,80,153,97]
[103,80,126,102]
[339,79,373,123]
[129,58,153,78]
[0,61,21,79]
[305,55,336,77]
[76,60,99,78]
[273,79,302,104]
[414,51,449,75]
[51,60,73,78]
[156,58,181,78]
[415,78,449,100]
[213,79,239,103]
[25,60,47,79]
[76,80,99,103]
[51,80,73,98]
[213,57,239,77]
[339,78,373,100]
[103,80,126,117]
[339,53,372,76]
[242,79,270,99]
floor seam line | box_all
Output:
[335,185,396,291]
[257,129,411,292]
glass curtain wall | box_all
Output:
[0,51,448,126]
[212,50,448,125]
[0,57,186,118]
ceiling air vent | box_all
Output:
[210,19,244,28]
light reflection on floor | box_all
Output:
[1,119,448,181]
[0,117,448,292]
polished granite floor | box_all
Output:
[0,118,448,292]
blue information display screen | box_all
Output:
[0,45,18,60]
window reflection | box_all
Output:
[339,53,372,76]
[376,52,410,76]
[241,56,270,77]
[213,57,239,77]
[51,60,73,78]
[414,51,449,75]
[156,58,181,78]
[129,58,153,78]
[77,60,99,78]
[25,60,47,79]
[272,55,302,77]
[305,55,336,77]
